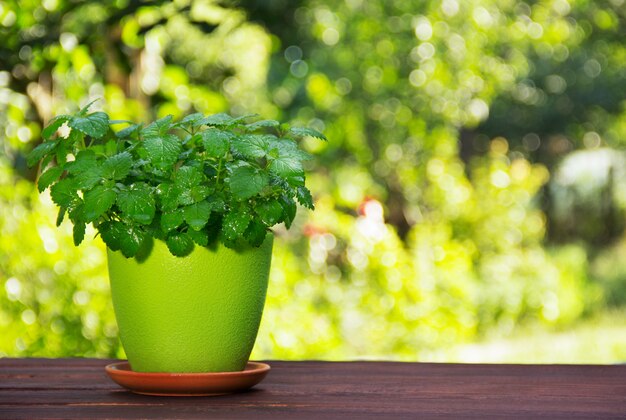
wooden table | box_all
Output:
[1,358,625,418]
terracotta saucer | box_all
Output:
[105,361,270,397]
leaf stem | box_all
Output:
[215,157,224,186]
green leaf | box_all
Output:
[73,222,86,246]
[161,209,184,233]
[177,113,204,127]
[269,154,304,179]
[289,126,327,141]
[246,119,280,131]
[296,186,315,209]
[50,178,79,207]
[175,165,204,188]
[173,166,207,206]
[141,115,173,138]
[183,200,212,231]
[200,129,230,158]
[222,207,252,241]
[279,194,297,228]
[42,115,71,139]
[244,220,268,247]
[69,112,109,138]
[55,136,73,165]
[83,185,117,222]
[77,168,103,189]
[37,166,64,192]
[65,150,104,189]
[77,99,100,116]
[66,150,96,173]
[198,113,234,127]
[268,138,312,160]
[117,183,156,225]
[56,207,66,227]
[227,164,269,200]
[187,228,209,247]
[257,200,284,226]
[68,201,84,222]
[116,123,141,139]
[27,141,57,167]
[166,232,194,257]
[190,185,210,203]
[102,152,133,180]
[231,134,271,159]
[156,182,181,212]
[144,134,182,169]
[99,221,143,257]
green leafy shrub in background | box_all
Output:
[0,0,624,360]
[27,102,324,257]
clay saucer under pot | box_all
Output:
[105,361,271,396]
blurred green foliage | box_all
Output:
[0,0,625,360]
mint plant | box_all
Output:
[27,101,325,257]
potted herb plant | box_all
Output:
[27,101,324,393]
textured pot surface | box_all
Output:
[107,236,273,373]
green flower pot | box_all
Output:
[107,236,273,373]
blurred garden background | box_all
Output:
[2,0,626,363]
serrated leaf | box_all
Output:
[227,164,269,201]
[50,178,79,207]
[245,220,268,247]
[77,99,100,116]
[156,182,180,212]
[222,208,252,241]
[99,221,143,257]
[175,166,203,189]
[68,201,84,222]
[257,200,284,226]
[77,167,103,189]
[27,141,57,167]
[69,112,109,138]
[161,209,184,232]
[73,222,86,246]
[296,186,315,209]
[190,185,210,203]
[56,207,66,227]
[83,185,116,222]
[246,119,280,131]
[279,194,297,228]
[177,113,204,127]
[289,126,327,141]
[55,136,73,165]
[66,150,96,173]
[198,113,234,127]
[200,129,230,158]
[141,115,173,138]
[64,150,103,189]
[116,123,141,138]
[183,200,212,231]
[268,138,312,160]
[42,115,71,139]
[102,152,132,180]
[231,134,270,159]
[269,154,304,179]
[166,232,194,257]
[37,166,64,192]
[144,134,182,169]
[187,228,209,246]
[117,182,156,225]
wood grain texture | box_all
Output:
[1,358,625,419]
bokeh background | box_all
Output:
[2,0,626,363]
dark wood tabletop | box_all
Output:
[1,358,626,419]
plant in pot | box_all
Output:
[27,101,325,395]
